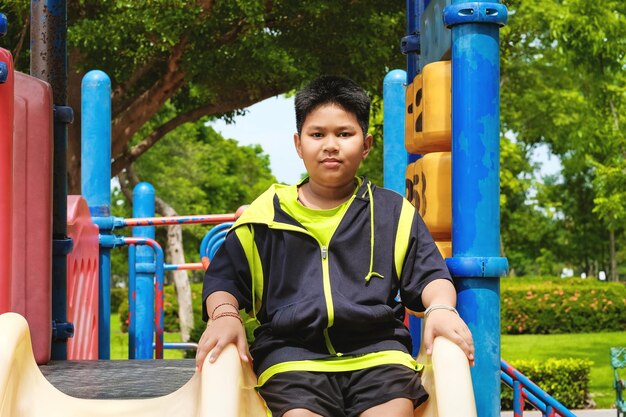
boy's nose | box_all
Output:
[322,136,340,152]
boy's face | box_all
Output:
[294,103,372,189]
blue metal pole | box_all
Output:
[31,0,75,360]
[128,245,137,358]
[132,183,155,359]
[404,0,421,82]
[383,69,408,195]
[383,68,423,356]
[81,70,112,359]
[443,2,508,417]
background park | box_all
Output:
[1,0,625,412]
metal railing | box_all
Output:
[501,359,576,417]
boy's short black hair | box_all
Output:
[295,75,371,136]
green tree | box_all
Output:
[500,0,625,279]
[1,0,405,193]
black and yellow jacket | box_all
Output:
[202,177,452,380]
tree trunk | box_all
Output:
[609,228,618,282]
[154,198,195,342]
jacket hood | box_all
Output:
[233,177,383,283]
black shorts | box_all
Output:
[257,364,428,417]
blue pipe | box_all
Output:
[81,70,112,359]
[383,69,408,196]
[405,0,420,82]
[382,69,424,354]
[31,0,74,360]
[128,245,136,356]
[131,183,156,359]
[444,2,508,416]
[502,360,577,417]
[199,222,233,260]
[501,372,548,414]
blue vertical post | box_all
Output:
[128,245,137,357]
[443,2,508,417]
[404,0,421,82]
[81,70,112,359]
[383,69,408,195]
[32,0,75,359]
[383,68,422,356]
[401,0,424,355]
[132,183,155,359]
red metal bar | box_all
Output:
[164,262,204,271]
[0,48,14,313]
[123,213,238,227]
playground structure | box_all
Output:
[0,1,581,417]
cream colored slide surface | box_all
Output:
[0,312,269,417]
[414,336,478,417]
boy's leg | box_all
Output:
[283,409,324,417]
[259,371,345,417]
[343,364,427,417]
[358,398,414,417]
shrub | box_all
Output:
[501,358,592,410]
[501,278,626,334]
[110,287,127,313]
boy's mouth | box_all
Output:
[321,158,341,168]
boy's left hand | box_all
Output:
[422,309,475,367]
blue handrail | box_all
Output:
[501,359,576,417]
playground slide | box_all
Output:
[0,312,475,417]
[0,312,268,417]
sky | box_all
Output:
[210,96,302,185]
[209,95,561,185]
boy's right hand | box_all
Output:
[195,316,251,372]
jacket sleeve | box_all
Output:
[201,228,253,321]
[399,210,453,312]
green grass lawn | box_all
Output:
[110,314,186,360]
[502,331,626,409]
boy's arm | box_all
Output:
[196,228,255,371]
[195,291,250,371]
[421,279,475,366]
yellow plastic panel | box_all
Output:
[405,161,419,208]
[410,61,451,154]
[415,152,451,239]
[405,74,423,154]
[405,81,415,149]
[435,241,452,259]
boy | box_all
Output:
[196,75,474,417]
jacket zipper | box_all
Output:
[320,245,339,355]
[269,223,340,356]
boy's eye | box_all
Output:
[338,131,353,138]
[311,132,324,138]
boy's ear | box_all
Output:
[362,134,373,159]
[294,133,303,159]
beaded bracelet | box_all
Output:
[424,304,458,317]
[212,311,244,324]
[210,302,239,320]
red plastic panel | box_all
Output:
[67,195,99,360]
[11,71,53,364]
[0,48,14,314]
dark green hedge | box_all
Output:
[501,358,592,410]
[501,278,626,334]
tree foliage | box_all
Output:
[0,0,405,193]
[500,0,625,278]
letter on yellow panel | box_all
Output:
[416,152,451,240]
